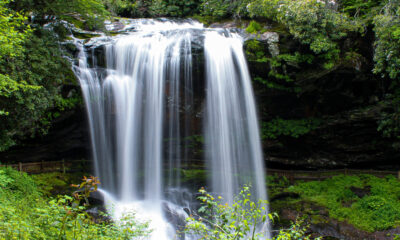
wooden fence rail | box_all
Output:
[267,168,399,182]
[0,160,399,181]
[0,159,89,174]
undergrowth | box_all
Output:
[288,174,400,232]
[0,167,150,239]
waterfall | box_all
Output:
[204,31,267,203]
[73,19,268,239]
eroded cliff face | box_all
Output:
[0,104,90,164]
[244,23,400,169]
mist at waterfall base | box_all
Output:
[73,19,268,239]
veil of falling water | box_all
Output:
[204,31,267,204]
[73,19,268,239]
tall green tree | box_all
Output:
[373,0,400,139]
[0,0,86,151]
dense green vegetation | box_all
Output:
[0,167,149,239]
[0,0,107,151]
[185,186,319,240]
[0,167,319,239]
[269,174,400,233]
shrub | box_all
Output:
[0,167,150,239]
[185,186,319,239]
[246,20,263,34]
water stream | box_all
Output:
[73,19,268,239]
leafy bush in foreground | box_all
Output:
[0,167,150,239]
[185,186,319,239]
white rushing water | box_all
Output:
[204,31,267,204]
[73,19,268,239]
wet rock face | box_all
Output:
[263,105,400,169]
[245,29,400,169]
[0,106,90,164]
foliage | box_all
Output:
[102,0,140,17]
[266,175,290,198]
[102,0,200,17]
[289,174,400,232]
[0,0,34,122]
[0,0,31,61]
[200,0,251,18]
[9,0,108,29]
[248,0,359,69]
[0,167,150,239]
[246,20,263,34]
[151,0,200,17]
[245,39,268,62]
[263,53,314,84]
[373,1,400,139]
[373,1,400,80]
[274,218,320,240]
[32,172,70,196]
[340,0,381,21]
[0,1,80,151]
[245,40,309,92]
[0,26,79,151]
[185,186,318,239]
[185,186,271,239]
[377,93,400,140]
[262,118,322,139]
[71,176,100,206]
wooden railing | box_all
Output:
[1,160,398,181]
[0,159,89,174]
[267,168,399,182]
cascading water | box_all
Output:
[73,19,268,239]
[204,31,267,204]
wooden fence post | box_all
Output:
[397,170,400,180]
[18,162,22,172]
[62,159,66,174]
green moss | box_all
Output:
[288,174,400,232]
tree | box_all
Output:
[9,0,108,29]
[373,0,400,139]
[248,0,359,69]
[0,2,79,151]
